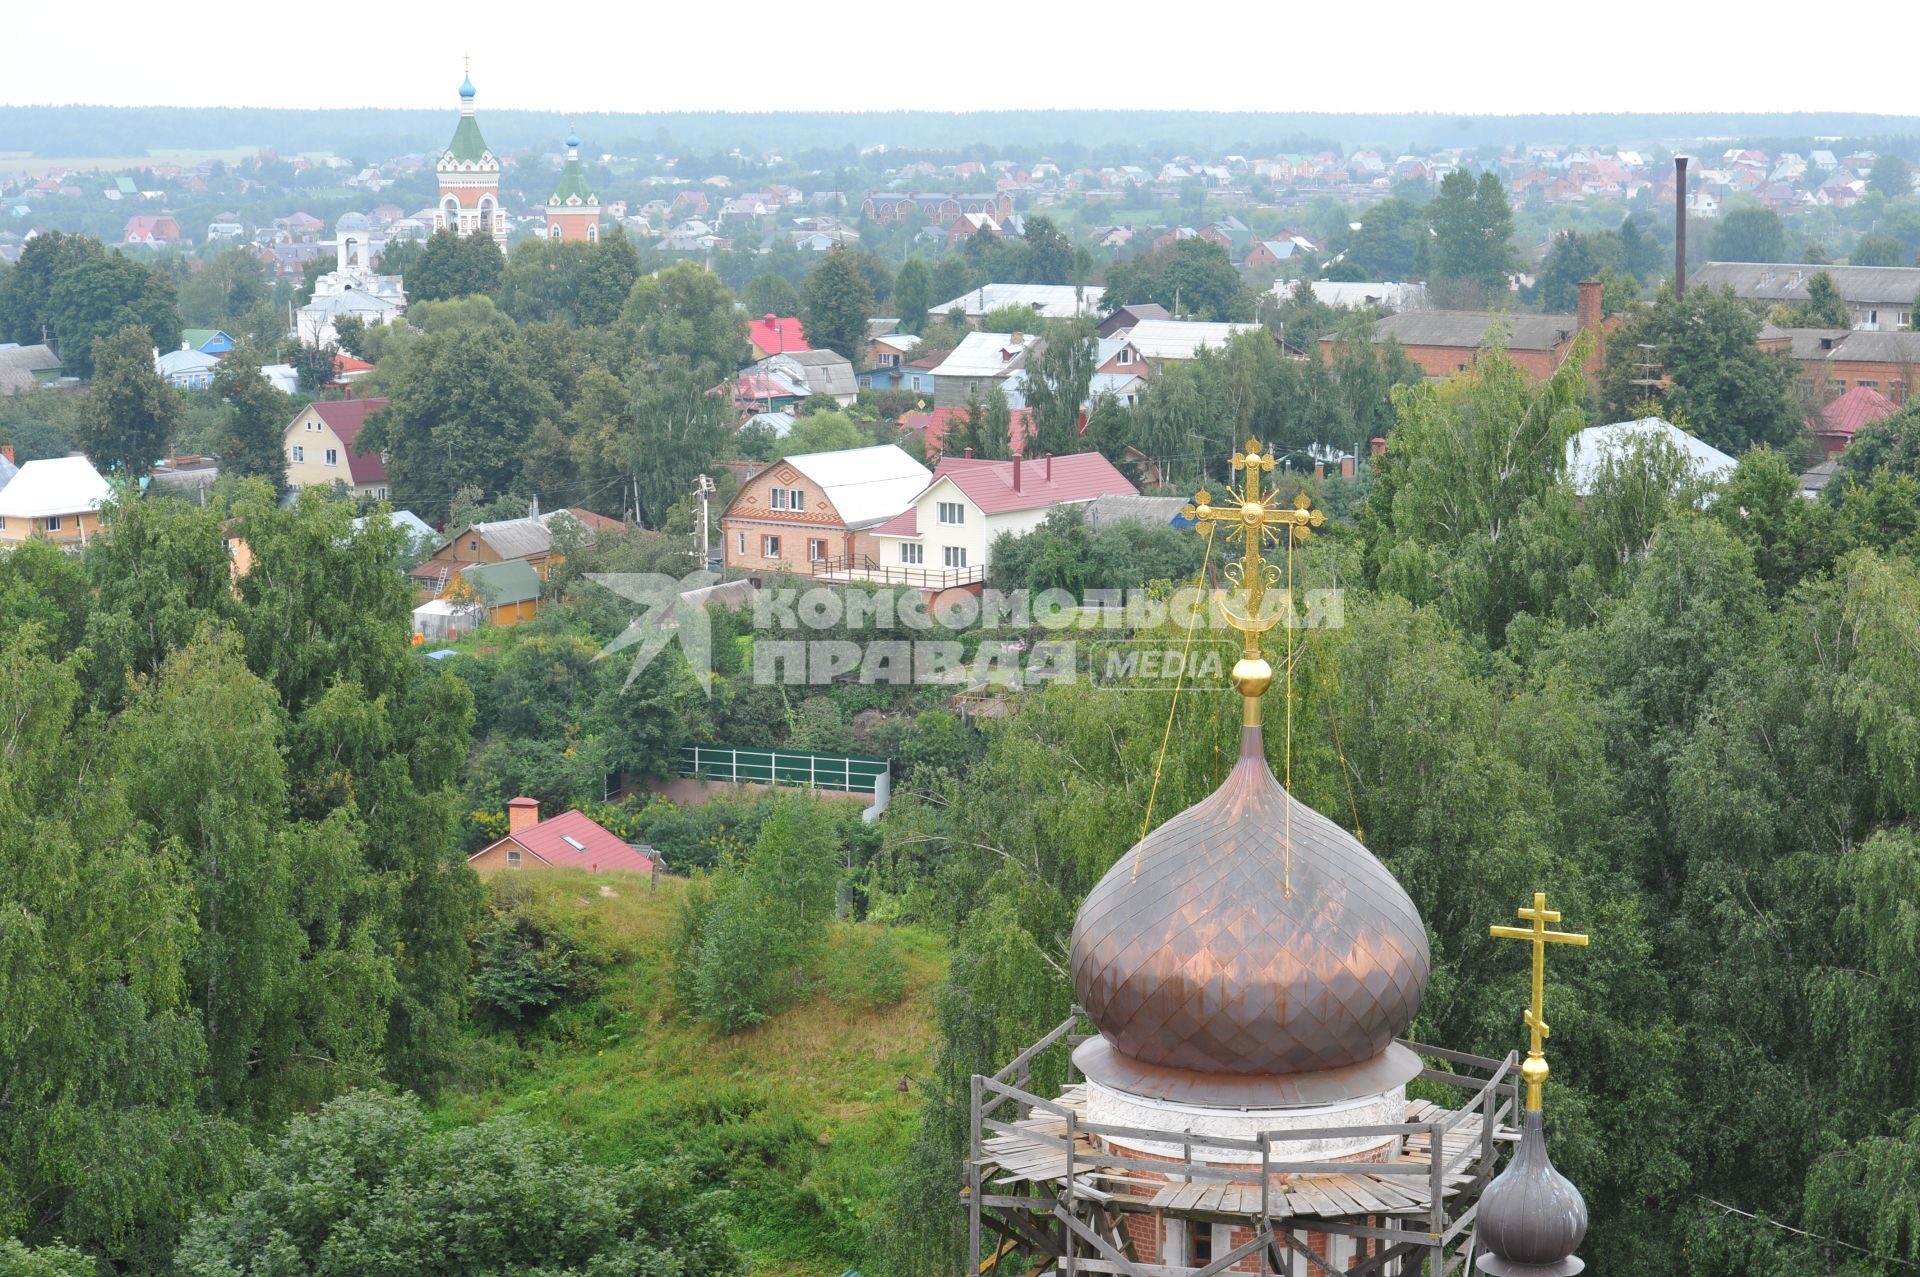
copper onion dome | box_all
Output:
[1069,724,1430,1076]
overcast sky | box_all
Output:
[6,1,1920,116]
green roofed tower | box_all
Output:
[545,124,602,243]
[435,64,507,246]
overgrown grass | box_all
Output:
[434,870,945,1275]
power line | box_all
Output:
[1695,1195,1920,1271]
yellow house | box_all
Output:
[0,456,112,547]
[283,397,390,500]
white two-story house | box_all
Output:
[868,451,1137,586]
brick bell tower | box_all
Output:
[545,123,602,243]
[435,60,508,246]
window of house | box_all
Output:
[736,531,746,555]
[45,515,63,532]
[1903,312,1913,327]
[943,546,967,568]
[1117,347,1133,365]
[506,848,521,868]
[771,488,788,511]
[938,501,965,525]
[762,535,781,557]
[1187,1225,1213,1269]
[808,539,827,561]
[1894,381,1907,405]
[468,539,479,552]
[1860,380,1880,392]
[325,448,338,465]
[786,487,804,510]
[901,542,923,564]
[291,445,304,463]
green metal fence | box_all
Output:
[679,744,890,796]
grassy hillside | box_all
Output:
[435,870,945,1275]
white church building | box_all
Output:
[294,211,407,348]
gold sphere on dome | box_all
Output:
[1521,1054,1550,1089]
[1231,655,1273,698]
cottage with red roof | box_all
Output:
[748,314,810,360]
[469,798,657,876]
[123,214,182,247]
[1817,384,1898,457]
[283,397,390,500]
[868,451,1137,583]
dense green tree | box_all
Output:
[1851,233,1906,267]
[1598,285,1803,455]
[801,247,877,364]
[1535,229,1624,311]
[496,231,640,328]
[1617,214,1664,281]
[1429,169,1516,297]
[362,325,558,518]
[1020,216,1075,285]
[76,324,178,477]
[175,1090,739,1277]
[210,350,291,486]
[1792,270,1852,327]
[46,254,179,376]
[624,261,747,379]
[405,227,505,303]
[946,385,1013,461]
[1869,153,1914,200]
[1021,317,1098,457]
[1101,238,1250,321]
[176,246,268,329]
[0,230,103,345]
[1341,197,1426,281]
[1364,338,1587,646]
[893,257,932,333]
[743,272,801,317]
[288,339,338,393]
[772,409,866,459]
[1707,205,1787,263]
[0,634,247,1270]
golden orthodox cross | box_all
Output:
[1489,891,1589,1111]
[1180,436,1323,647]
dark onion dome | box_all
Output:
[1475,1110,1589,1276]
[1070,725,1429,1076]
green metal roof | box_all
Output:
[549,152,596,206]
[461,558,541,606]
[445,113,491,165]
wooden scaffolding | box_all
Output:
[966,1011,1520,1277]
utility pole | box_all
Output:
[694,473,716,569]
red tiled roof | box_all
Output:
[903,406,1036,458]
[749,315,810,354]
[311,397,390,485]
[333,353,373,375]
[561,507,626,533]
[1822,385,1897,439]
[471,807,656,875]
[872,451,1137,535]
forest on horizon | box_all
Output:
[7,105,1920,162]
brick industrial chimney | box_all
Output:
[1576,277,1606,368]
[1674,156,1689,299]
[507,796,540,835]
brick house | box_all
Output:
[1325,279,1609,381]
[1758,325,1920,408]
[123,214,182,246]
[719,444,930,575]
[468,798,657,875]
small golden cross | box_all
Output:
[1489,891,1589,1111]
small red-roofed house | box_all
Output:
[748,314,810,360]
[469,798,658,876]
[1817,384,1898,457]
[123,214,181,246]
[900,405,1036,460]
